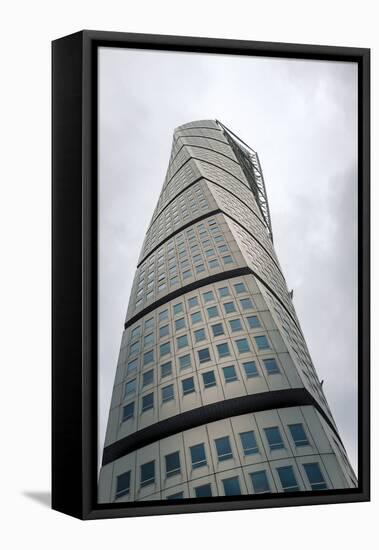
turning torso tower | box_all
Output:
[98,119,357,502]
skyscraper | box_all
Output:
[98,119,357,502]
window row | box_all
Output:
[128,278,254,343]
[129,280,252,339]
[141,184,211,255]
[142,222,226,269]
[127,334,273,375]
[115,455,327,499]
[139,216,224,280]
[135,249,237,306]
[122,357,281,415]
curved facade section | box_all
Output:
[98,120,357,503]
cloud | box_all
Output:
[98,47,358,473]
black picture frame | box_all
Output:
[52,30,370,520]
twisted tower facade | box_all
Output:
[98,120,357,502]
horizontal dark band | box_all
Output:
[175,125,222,134]
[140,203,279,273]
[125,267,251,329]
[102,388,340,466]
[138,208,221,268]
[170,141,239,170]
[125,262,301,337]
[176,132,229,147]
[158,150,249,207]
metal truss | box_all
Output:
[216,120,274,242]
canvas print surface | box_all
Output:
[97,49,358,503]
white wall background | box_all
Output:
[0,1,376,549]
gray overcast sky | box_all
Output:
[98,47,358,474]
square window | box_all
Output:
[127,359,138,375]
[202,370,216,388]
[194,328,206,342]
[159,309,168,322]
[218,244,228,253]
[215,436,233,461]
[218,286,230,298]
[250,470,270,494]
[175,317,186,331]
[196,264,205,273]
[203,291,215,303]
[263,358,280,374]
[217,342,231,358]
[191,311,202,324]
[144,332,154,347]
[140,461,155,488]
[240,298,254,310]
[190,443,207,469]
[161,384,174,403]
[141,392,154,412]
[234,282,247,294]
[243,361,259,378]
[207,306,219,319]
[159,324,170,338]
[122,402,134,422]
[182,376,195,395]
[211,323,224,337]
[142,369,154,387]
[277,466,300,492]
[229,318,242,332]
[183,269,192,279]
[179,354,191,370]
[188,296,199,308]
[205,249,215,257]
[239,431,259,455]
[222,255,233,264]
[223,365,237,382]
[173,303,183,315]
[160,361,172,378]
[222,476,241,496]
[224,301,236,314]
[289,424,310,447]
[125,378,136,395]
[194,484,212,498]
[143,349,154,365]
[236,338,250,353]
[115,471,131,499]
[247,315,260,329]
[177,334,189,349]
[209,259,219,269]
[165,451,181,477]
[160,342,171,357]
[131,325,141,339]
[303,463,328,490]
[145,317,154,330]
[130,341,140,355]
[255,335,270,350]
[264,427,285,451]
[198,348,211,363]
